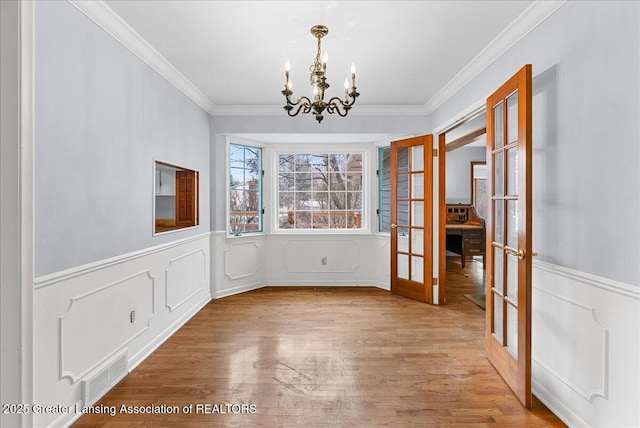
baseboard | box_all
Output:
[128,293,211,371]
[533,378,590,428]
[215,282,265,299]
[215,280,389,298]
[265,280,385,288]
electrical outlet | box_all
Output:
[321,257,327,266]
[130,310,135,323]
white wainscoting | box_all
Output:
[266,234,389,288]
[211,232,390,297]
[211,232,267,298]
[33,233,211,428]
[532,260,640,428]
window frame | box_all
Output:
[270,145,369,234]
[227,138,264,237]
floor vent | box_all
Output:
[82,352,128,406]
[313,287,338,291]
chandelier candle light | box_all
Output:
[282,25,359,123]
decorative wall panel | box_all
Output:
[59,271,154,382]
[282,240,359,273]
[225,240,261,280]
[165,249,206,311]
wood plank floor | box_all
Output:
[73,257,565,427]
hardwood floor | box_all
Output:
[73,257,564,427]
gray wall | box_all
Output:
[445,146,486,205]
[35,1,210,276]
[431,1,640,286]
[209,114,431,232]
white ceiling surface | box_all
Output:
[103,1,534,110]
[98,0,558,144]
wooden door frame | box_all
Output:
[435,108,486,305]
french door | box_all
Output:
[390,135,433,303]
[485,65,533,407]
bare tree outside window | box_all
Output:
[278,153,363,229]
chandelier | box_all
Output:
[282,25,359,123]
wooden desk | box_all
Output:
[445,204,486,268]
[446,224,485,268]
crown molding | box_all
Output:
[68,0,565,118]
[67,0,216,115]
[423,0,567,114]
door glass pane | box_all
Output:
[506,254,519,304]
[397,147,409,173]
[397,253,409,280]
[397,174,409,199]
[412,202,424,227]
[411,173,424,198]
[494,201,504,244]
[506,303,518,358]
[494,101,504,149]
[411,229,424,255]
[507,91,519,144]
[507,200,518,249]
[493,293,503,344]
[494,247,504,294]
[397,201,409,226]
[507,147,519,196]
[411,256,424,283]
[397,228,409,252]
[411,145,424,171]
[494,152,504,196]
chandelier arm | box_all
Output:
[284,95,313,117]
[325,96,356,117]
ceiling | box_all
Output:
[100,0,548,116]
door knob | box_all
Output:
[505,248,525,260]
[390,224,398,229]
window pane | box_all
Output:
[494,151,504,197]
[493,101,504,149]
[507,147,518,196]
[313,192,329,210]
[279,154,294,172]
[397,147,409,173]
[329,193,346,210]
[347,192,362,210]
[397,174,409,199]
[507,200,518,249]
[507,91,519,144]
[279,173,294,191]
[493,293,504,344]
[412,173,424,199]
[378,147,391,232]
[411,145,423,172]
[229,145,245,168]
[295,192,312,209]
[329,173,345,191]
[506,303,518,358]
